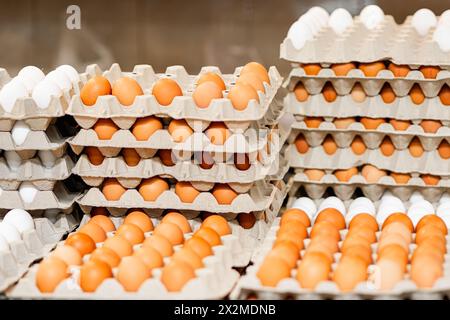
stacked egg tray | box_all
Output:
[280,15,450,67]
[68,63,290,268]
[0,214,78,292]
[233,194,450,300]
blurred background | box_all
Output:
[1,0,449,76]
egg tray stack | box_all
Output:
[67,63,290,269]
[281,15,450,203]
[233,194,450,300]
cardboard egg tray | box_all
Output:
[233,216,450,300]
[0,214,78,292]
[280,15,450,67]
[289,172,448,202]
[67,63,283,130]
[289,122,449,152]
[286,144,449,177]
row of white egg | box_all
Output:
[287,6,450,52]
[291,191,450,227]
[0,209,34,252]
[0,65,79,111]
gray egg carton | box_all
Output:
[290,121,449,152]
[286,144,450,176]
[0,155,73,191]
[0,214,78,292]
[280,15,450,67]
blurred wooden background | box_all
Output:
[1,0,448,76]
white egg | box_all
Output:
[3,209,34,234]
[19,182,39,204]
[4,150,22,169]
[409,191,424,203]
[287,20,314,49]
[32,80,63,109]
[0,222,21,243]
[411,8,437,36]
[318,196,346,215]
[15,74,37,93]
[0,80,29,112]
[407,200,435,226]
[45,70,72,91]
[17,66,45,85]
[0,234,9,252]
[434,26,450,52]
[437,202,450,217]
[439,192,450,204]
[11,120,31,145]
[376,210,402,225]
[328,8,354,35]
[438,10,450,25]
[291,197,317,219]
[298,12,322,34]
[38,150,57,168]
[348,197,375,214]
[56,65,80,83]
[308,6,329,25]
[437,215,450,229]
[360,5,384,30]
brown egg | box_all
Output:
[152,78,183,106]
[234,153,250,171]
[277,220,308,240]
[271,241,300,268]
[154,222,184,245]
[308,235,339,254]
[193,82,223,108]
[275,231,305,251]
[205,122,230,145]
[257,257,291,287]
[202,215,231,236]
[80,260,113,292]
[310,221,341,242]
[175,181,200,203]
[143,235,174,257]
[415,225,446,244]
[117,256,151,292]
[281,208,311,227]
[333,117,355,129]
[410,256,443,288]
[85,147,104,165]
[93,119,119,140]
[378,244,409,269]
[131,116,163,141]
[138,177,169,201]
[102,178,126,201]
[121,148,140,166]
[349,213,378,232]
[124,209,154,232]
[341,244,373,266]
[382,213,413,232]
[296,253,331,289]
[194,227,222,247]
[380,136,395,157]
[304,169,325,181]
[333,256,368,292]
[388,63,411,77]
[304,242,334,263]
[331,63,356,76]
[301,63,321,76]
[212,183,238,205]
[241,62,270,84]
[347,225,377,243]
[419,236,447,254]
[304,117,323,128]
[133,246,164,270]
[315,208,346,230]
[168,119,193,143]
[197,151,214,169]
[322,135,338,155]
[103,236,133,258]
[378,233,409,253]
[228,83,259,110]
[65,233,96,256]
[351,83,366,102]
[341,236,371,253]
[359,61,386,77]
[375,258,405,290]
[409,84,425,105]
[112,77,143,106]
[419,66,441,79]
[80,76,112,106]
[237,212,256,229]
[421,174,440,186]
[408,137,424,157]
[236,72,265,93]
[360,117,385,129]
[162,211,192,233]
[334,167,358,182]
[420,120,442,133]
[161,261,196,292]
[322,82,337,102]
[197,73,226,91]
[390,172,411,184]
[158,149,176,166]
[361,164,387,183]
[416,215,448,234]
[412,243,444,264]
[389,119,411,131]
[78,222,107,243]
[438,140,450,159]
[294,82,309,102]
[90,247,121,268]
[51,245,82,266]
[295,134,310,154]
[184,237,213,258]
[116,223,145,245]
[90,215,115,232]
[351,136,366,155]
[380,83,396,104]
[36,257,69,293]
[172,247,204,270]
[439,84,450,105]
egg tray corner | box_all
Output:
[280,15,450,67]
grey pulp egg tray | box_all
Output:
[280,15,450,67]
